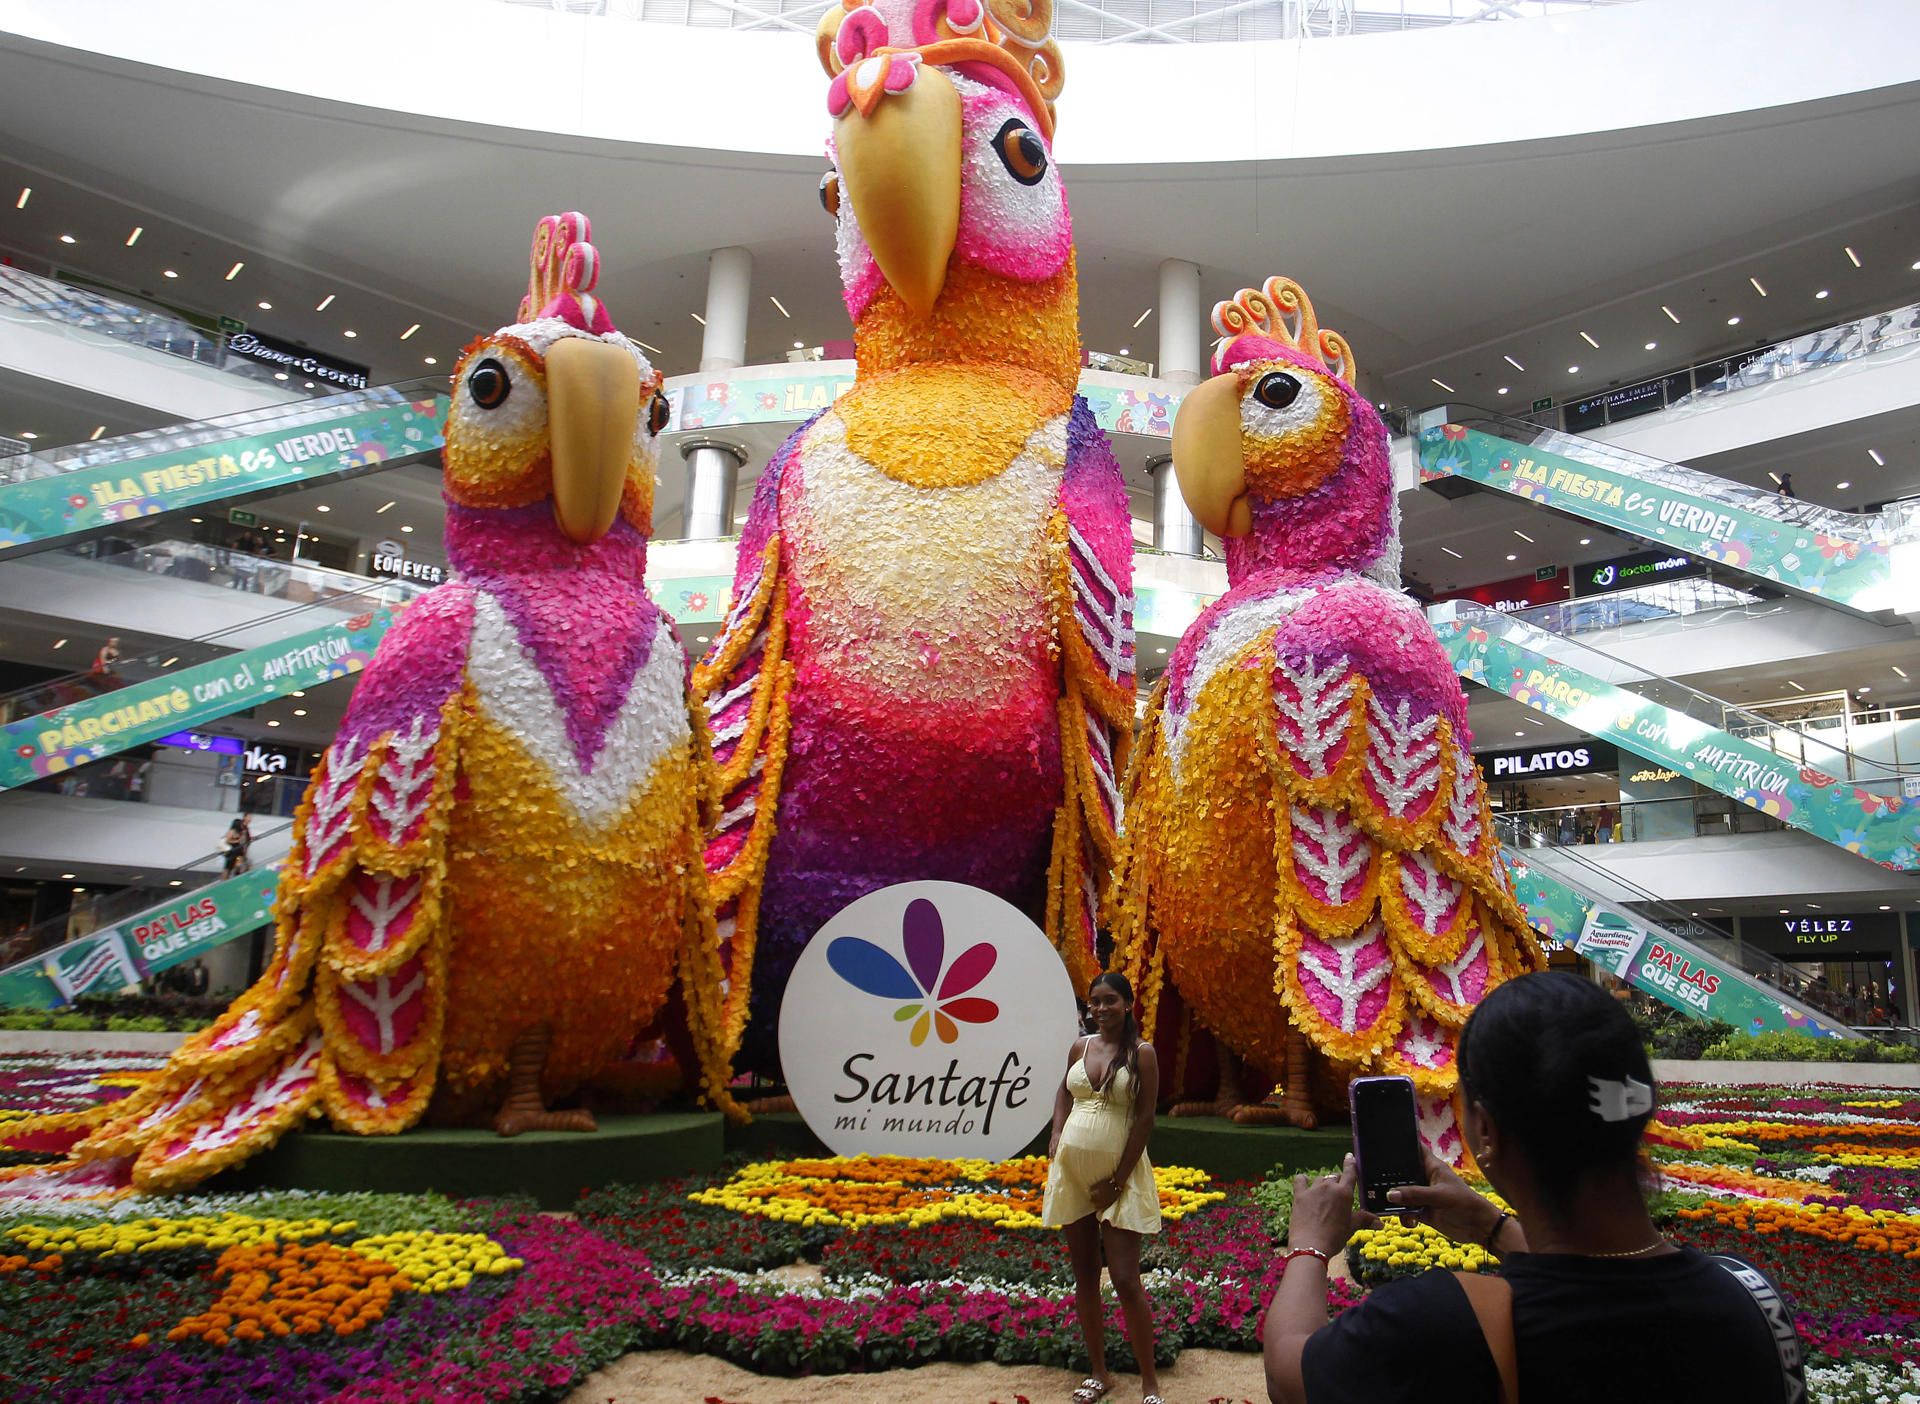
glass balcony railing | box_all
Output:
[64,534,433,611]
[23,753,310,819]
[1503,576,1771,639]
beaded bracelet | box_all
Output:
[1282,1247,1330,1270]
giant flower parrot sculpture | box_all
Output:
[691,0,1135,1076]
[1107,278,1544,1157]
[1,214,742,1198]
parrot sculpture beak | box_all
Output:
[546,336,641,544]
[834,66,963,319]
[1172,372,1253,539]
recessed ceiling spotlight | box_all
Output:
[1505,553,1518,561]
[58,234,75,245]
[1815,289,1830,300]
[1132,307,1153,328]
[60,873,74,881]
[1644,341,1657,351]
[691,312,706,325]
[1431,378,1455,392]
[257,300,272,310]
[1579,537,1592,545]
[1869,448,1885,465]
[267,719,281,727]
[342,329,357,338]
[1858,686,1872,694]
[1515,731,1525,737]
[1441,546,1463,559]
[88,425,105,440]
[18,430,36,440]
[794,341,804,349]
[316,293,335,311]
[1567,365,1580,374]
[1496,386,1510,395]
[274,372,288,381]
[399,524,414,533]
[1503,354,1525,371]
[291,690,305,697]
[1661,305,1680,323]
[225,262,244,280]
[169,879,183,887]
[1836,481,1851,490]
[696,634,711,644]
[293,708,307,716]
[1119,347,1130,356]
[1727,316,1741,326]
[1750,276,1768,296]
[769,295,791,318]
[1155,646,1168,655]
[125,226,142,245]
[13,187,28,208]
[1579,331,1599,349]
[162,269,178,278]
[315,504,330,512]
[1846,246,1862,267]
[401,324,420,340]
[423,356,437,365]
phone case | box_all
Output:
[1349,1074,1424,1215]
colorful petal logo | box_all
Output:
[827,898,998,1046]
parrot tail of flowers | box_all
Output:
[691,526,795,1071]
[676,692,750,1125]
[1104,673,1172,1030]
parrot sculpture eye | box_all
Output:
[690,0,1135,1084]
[1110,277,1544,1164]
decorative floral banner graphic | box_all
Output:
[0,866,279,1008]
[1503,853,1848,1037]
[0,396,448,555]
[1416,423,1892,609]
[1436,611,1920,870]
[0,612,394,789]
[668,368,1185,440]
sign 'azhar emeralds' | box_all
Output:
[0,866,280,1008]
[1417,423,1894,609]
[1440,613,1920,870]
[0,611,394,790]
[1504,854,1849,1038]
[0,395,447,556]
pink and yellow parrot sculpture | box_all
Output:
[1108,279,1544,1159]
[1,214,741,1198]
[691,0,1135,1076]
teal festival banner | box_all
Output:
[0,611,394,789]
[1416,423,1893,609]
[1440,612,1920,870]
[0,395,448,554]
[667,369,1185,441]
[0,867,279,1009]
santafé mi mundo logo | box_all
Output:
[826,897,999,1046]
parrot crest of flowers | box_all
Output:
[1211,275,1359,386]
[817,0,1063,139]
[517,211,616,336]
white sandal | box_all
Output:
[1071,1380,1111,1404]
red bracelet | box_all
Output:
[1282,1247,1331,1269]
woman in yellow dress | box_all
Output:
[1043,971,1165,1404]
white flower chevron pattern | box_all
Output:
[1294,917,1394,1035]
[1291,804,1371,908]
[1273,654,1356,780]
[1362,694,1441,819]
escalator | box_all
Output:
[1413,405,1920,616]
[0,376,449,561]
[1429,600,1920,871]
[1502,836,1854,1039]
[0,584,413,789]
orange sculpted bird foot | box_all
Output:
[746,1094,798,1114]
[492,1023,596,1137]
[1230,1101,1317,1129]
[495,1105,597,1137]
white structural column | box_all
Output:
[1149,453,1204,557]
[1158,258,1203,387]
[699,246,753,372]
[682,246,753,539]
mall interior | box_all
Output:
[0,0,1917,1037]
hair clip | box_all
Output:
[1587,1074,1653,1122]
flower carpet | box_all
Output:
[0,1057,1917,1402]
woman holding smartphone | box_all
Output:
[1261,972,1795,1404]
[1041,972,1164,1404]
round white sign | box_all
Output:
[778,880,1080,1161]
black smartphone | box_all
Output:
[1349,1075,1427,1216]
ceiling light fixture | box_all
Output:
[1579,537,1592,545]
[400,324,419,340]
[1727,315,1741,325]
[1119,346,1130,356]
[257,300,272,310]
[1441,546,1463,559]
[60,873,74,881]
[125,226,142,245]
[292,691,305,697]
[315,504,331,512]
[1750,276,1768,296]
[635,339,661,355]
[1846,246,1861,267]
[1132,307,1153,328]
[267,719,281,727]
[1786,680,1805,692]
[1567,365,1580,374]
[399,524,414,533]
[18,431,35,440]
[1503,354,1525,371]
[423,356,437,365]
[376,500,395,514]
[1431,378,1455,392]
[225,262,244,280]
[293,708,307,716]
[794,340,804,349]
[1579,331,1599,348]
[58,234,75,245]
[163,657,177,668]
[316,293,335,311]
[1661,305,1680,323]
[1505,553,1518,561]
[13,187,28,208]
[691,312,706,325]
[342,329,357,338]
[1836,480,1851,490]
[769,295,791,318]
[1496,386,1510,395]
[162,269,178,278]
[1514,530,1535,542]
[1644,341,1657,351]
[1869,448,1885,465]
[1858,687,1872,694]
[52,638,66,649]
[1815,289,1830,300]
[88,425,105,440]
[1893,666,1909,679]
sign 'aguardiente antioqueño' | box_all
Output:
[780,881,1079,1161]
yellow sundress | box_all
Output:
[1041,1050,1162,1234]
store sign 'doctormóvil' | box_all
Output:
[781,881,1079,1161]
[1574,549,1706,597]
[1477,740,1618,781]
